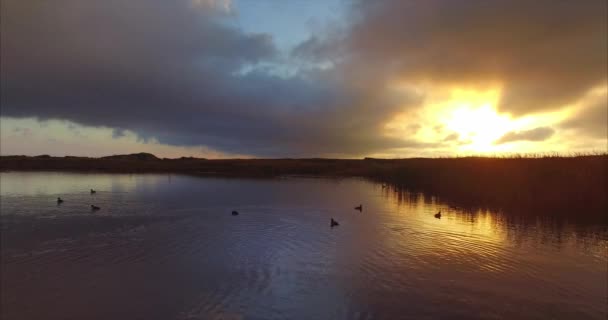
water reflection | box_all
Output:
[1,172,606,320]
[384,186,607,256]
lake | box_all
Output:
[1,172,606,320]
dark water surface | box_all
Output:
[1,172,606,320]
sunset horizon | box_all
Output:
[2,0,606,158]
[1,1,607,319]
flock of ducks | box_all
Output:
[56,189,100,212]
[57,188,444,222]
[230,203,441,228]
[329,204,361,227]
[229,206,362,228]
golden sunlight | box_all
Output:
[440,93,513,153]
[384,86,572,156]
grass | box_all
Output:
[1,153,606,220]
[365,155,607,220]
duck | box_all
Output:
[330,218,339,227]
[91,205,101,211]
[57,197,64,204]
[232,210,239,216]
[354,204,363,211]
[90,189,96,194]
[434,210,441,219]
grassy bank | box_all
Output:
[366,155,607,219]
[1,153,606,219]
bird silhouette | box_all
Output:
[57,197,64,204]
[232,210,239,216]
[330,218,339,227]
[91,205,100,211]
[354,204,362,211]
[434,211,442,219]
[90,189,96,194]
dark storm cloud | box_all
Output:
[1,0,423,156]
[495,127,555,144]
[297,0,607,116]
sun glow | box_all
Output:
[382,85,581,157]
[384,87,517,154]
[437,89,511,152]
[450,107,507,146]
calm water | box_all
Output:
[1,172,606,320]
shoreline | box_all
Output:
[2,154,607,220]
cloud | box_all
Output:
[1,0,426,157]
[1,0,605,157]
[495,127,555,144]
[560,90,608,139]
[442,132,459,142]
[297,0,607,115]
[111,129,127,139]
[0,117,243,158]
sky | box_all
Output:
[1,0,606,158]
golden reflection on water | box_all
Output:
[382,186,506,239]
[378,185,608,264]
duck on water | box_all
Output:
[330,218,339,227]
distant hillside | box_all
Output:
[100,153,160,161]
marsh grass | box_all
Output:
[366,155,607,220]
